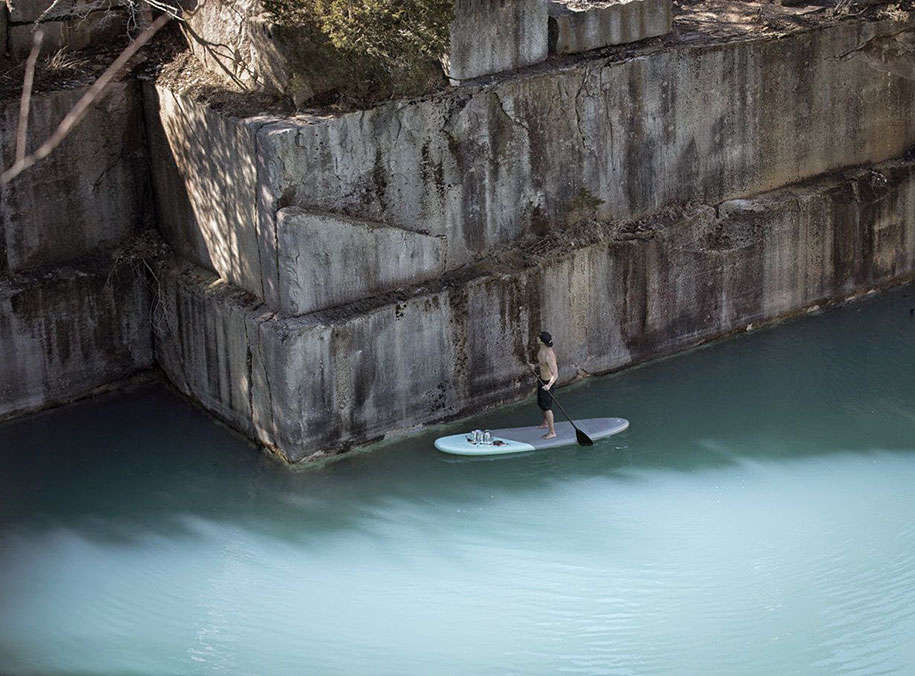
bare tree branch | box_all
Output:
[36,0,69,24]
[1,11,172,186]
[16,30,44,165]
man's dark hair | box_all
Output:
[539,331,553,347]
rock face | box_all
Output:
[276,209,446,316]
[141,17,915,462]
[154,158,915,461]
[0,262,152,419]
[1,82,150,274]
[0,82,154,418]
[548,0,672,54]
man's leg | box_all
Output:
[543,410,556,439]
[537,385,549,427]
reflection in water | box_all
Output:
[2,285,915,675]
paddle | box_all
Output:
[530,367,593,446]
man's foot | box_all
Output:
[542,432,557,439]
[537,423,548,429]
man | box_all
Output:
[535,331,558,439]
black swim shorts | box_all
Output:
[537,381,553,411]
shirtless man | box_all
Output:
[535,331,558,439]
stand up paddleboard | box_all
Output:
[434,418,629,456]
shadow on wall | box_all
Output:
[142,83,265,299]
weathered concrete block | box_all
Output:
[143,83,271,298]
[459,272,533,400]
[276,208,446,316]
[311,292,460,456]
[548,0,672,54]
[153,259,263,435]
[854,164,915,281]
[0,262,152,419]
[447,0,549,82]
[247,313,337,455]
[257,19,915,268]
[7,9,127,58]
[0,81,149,274]
[155,257,463,461]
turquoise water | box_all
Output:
[2,286,915,675]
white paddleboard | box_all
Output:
[434,418,629,456]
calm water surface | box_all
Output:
[2,287,915,675]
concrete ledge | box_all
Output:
[276,209,446,316]
[1,81,149,274]
[548,0,672,54]
[153,158,915,462]
[0,262,153,419]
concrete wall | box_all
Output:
[0,262,153,419]
[143,84,269,297]
[153,158,915,462]
[0,81,150,274]
[548,0,672,54]
[146,18,915,313]
[447,0,549,81]
[0,82,154,419]
[276,208,446,316]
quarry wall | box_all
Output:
[155,158,915,461]
[143,15,915,460]
[0,81,155,419]
[3,10,915,463]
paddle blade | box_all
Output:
[575,428,593,446]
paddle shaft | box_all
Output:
[531,368,593,446]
